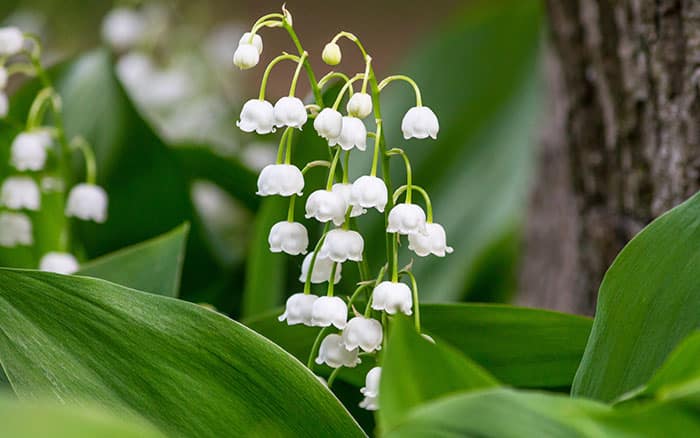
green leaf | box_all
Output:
[77,224,189,297]
[0,397,165,438]
[572,190,700,402]
[379,315,498,431]
[0,269,365,437]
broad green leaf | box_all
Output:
[246,303,591,389]
[77,224,189,297]
[572,190,700,402]
[0,397,164,438]
[379,315,498,431]
[0,269,365,437]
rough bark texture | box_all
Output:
[518,0,700,315]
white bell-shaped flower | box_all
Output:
[274,96,308,129]
[65,183,108,223]
[401,106,439,140]
[1,176,40,211]
[101,7,146,51]
[359,395,379,411]
[408,222,454,257]
[371,281,413,315]
[39,252,79,274]
[233,43,259,70]
[0,92,7,118]
[0,212,32,247]
[311,296,348,329]
[256,164,304,196]
[11,130,52,171]
[318,229,364,263]
[313,108,343,140]
[343,316,383,352]
[315,334,360,368]
[346,93,372,119]
[299,253,341,284]
[0,27,24,56]
[239,32,263,54]
[278,293,318,326]
[387,203,427,235]
[331,183,365,217]
[305,189,347,226]
[329,116,366,151]
[350,176,388,213]
[268,221,308,255]
[237,99,275,134]
[359,367,381,411]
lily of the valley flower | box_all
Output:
[0,212,32,247]
[11,130,52,171]
[237,99,276,134]
[322,42,342,66]
[305,189,347,226]
[239,32,263,54]
[233,33,263,70]
[65,183,109,223]
[329,116,366,151]
[39,252,79,274]
[371,281,413,315]
[387,203,427,235]
[311,295,347,329]
[0,27,24,56]
[278,293,318,326]
[274,96,308,129]
[268,221,308,255]
[408,222,453,257]
[346,92,372,119]
[401,106,439,140]
[299,253,341,284]
[342,316,383,352]
[318,229,364,263]
[313,108,343,140]
[315,334,360,368]
[331,183,365,217]
[359,367,381,411]
[0,177,41,211]
[350,175,388,213]
[256,163,304,196]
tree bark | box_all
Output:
[518,0,700,315]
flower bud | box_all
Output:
[342,316,383,352]
[256,164,304,197]
[408,222,454,257]
[65,183,108,223]
[313,108,343,140]
[329,116,366,151]
[401,106,439,140]
[311,296,348,329]
[371,281,413,315]
[0,27,24,56]
[278,293,318,326]
[350,176,388,213]
[346,93,372,119]
[318,229,364,263]
[239,32,263,55]
[315,334,360,368]
[299,253,341,284]
[233,43,260,70]
[331,183,365,217]
[101,8,146,51]
[305,189,347,226]
[39,252,79,274]
[237,99,276,134]
[322,42,342,66]
[0,212,32,247]
[0,176,41,211]
[10,130,52,171]
[273,96,308,129]
[268,221,308,255]
[387,203,427,235]
[359,367,381,411]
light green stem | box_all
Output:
[70,137,97,185]
[258,54,301,100]
[304,222,331,294]
[307,327,330,369]
[378,74,423,106]
[276,128,292,164]
[326,147,342,190]
[403,270,421,332]
[370,120,382,177]
[326,263,338,296]
[387,148,412,204]
[289,51,308,96]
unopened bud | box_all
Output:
[322,42,342,66]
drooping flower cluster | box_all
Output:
[235,8,451,411]
[0,27,108,274]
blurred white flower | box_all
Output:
[241,143,277,172]
[233,43,259,70]
[65,183,108,223]
[299,252,341,284]
[387,203,427,235]
[237,99,276,134]
[313,108,343,141]
[401,106,439,140]
[311,296,347,329]
[343,316,383,352]
[329,116,366,151]
[10,130,52,171]
[274,96,307,129]
[0,92,8,118]
[350,176,387,213]
[0,212,32,247]
[318,229,364,263]
[332,183,365,217]
[39,252,79,274]
[305,189,347,226]
[278,293,318,326]
[205,24,245,68]
[268,221,308,255]
[359,367,381,411]
[1,176,40,210]
[408,222,453,257]
[346,92,372,119]
[256,163,304,196]
[101,7,146,51]
[0,27,24,56]
[0,66,7,89]
[371,281,413,315]
[315,334,360,368]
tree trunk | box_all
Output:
[518,0,700,315]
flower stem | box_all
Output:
[326,263,338,296]
[70,136,97,185]
[327,367,341,387]
[286,195,296,222]
[276,128,292,164]
[304,222,331,294]
[326,147,342,191]
[378,75,423,107]
[307,327,330,369]
[403,270,421,332]
[288,51,308,97]
[258,54,301,101]
[282,20,323,104]
[393,185,432,222]
[370,120,382,177]
[386,148,412,204]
